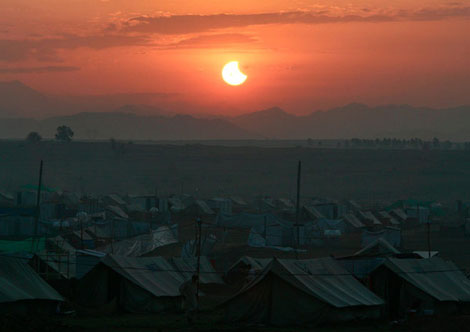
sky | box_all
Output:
[0,0,469,115]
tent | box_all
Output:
[342,213,365,231]
[361,227,401,248]
[77,255,184,313]
[370,257,470,318]
[354,238,401,258]
[0,255,63,314]
[223,257,383,326]
[336,239,399,280]
[98,226,178,256]
[170,257,224,285]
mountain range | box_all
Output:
[1,81,470,140]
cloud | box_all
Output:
[120,6,470,35]
[1,5,469,63]
[161,33,258,49]
[0,66,80,74]
[0,34,149,62]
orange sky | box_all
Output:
[0,0,469,115]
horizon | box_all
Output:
[2,79,470,120]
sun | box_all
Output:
[222,61,247,86]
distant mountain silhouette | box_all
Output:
[231,107,298,138]
[0,80,176,118]
[0,112,258,140]
[1,81,470,140]
[231,104,470,140]
[0,81,51,117]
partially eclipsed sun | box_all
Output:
[222,61,247,86]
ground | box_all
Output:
[2,311,470,332]
[1,140,470,203]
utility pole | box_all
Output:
[32,160,43,252]
[427,219,431,258]
[195,217,202,301]
[295,160,301,259]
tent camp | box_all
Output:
[0,256,64,314]
[77,255,184,313]
[217,213,295,248]
[223,257,383,326]
[370,257,470,318]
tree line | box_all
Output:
[26,125,74,143]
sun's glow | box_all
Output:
[222,61,247,86]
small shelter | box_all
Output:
[370,257,470,318]
[0,256,64,314]
[223,257,383,326]
[77,255,184,313]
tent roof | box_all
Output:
[233,257,383,308]
[377,211,400,225]
[303,205,325,219]
[216,212,292,229]
[170,257,224,284]
[343,213,365,228]
[385,257,470,302]
[106,205,128,220]
[363,211,382,226]
[101,255,184,297]
[107,194,126,205]
[195,200,215,215]
[0,192,14,201]
[390,208,408,221]
[228,256,272,273]
[230,196,247,206]
[98,226,177,256]
[354,238,401,257]
[0,256,64,303]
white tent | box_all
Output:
[223,257,383,325]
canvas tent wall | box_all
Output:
[0,255,64,314]
[77,255,184,313]
[370,257,470,318]
[223,257,383,326]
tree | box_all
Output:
[26,131,42,144]
[55,125,74,142]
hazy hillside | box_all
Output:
[1,81,470,140]
[232,103,470,140]
[0,112,258,140]
[0,81,51,117]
